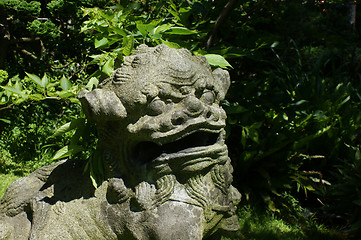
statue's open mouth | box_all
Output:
[132,130,227,174]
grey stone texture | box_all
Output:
[0,44,241,239]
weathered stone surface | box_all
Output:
[0,44,241,240]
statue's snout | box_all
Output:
[78,89,127,122]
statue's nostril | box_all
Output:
[159,119,173,132]
[206,110,212,119]
[171,111,187,125]
[205,107,220,121]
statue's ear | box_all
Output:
[212,68,230,100]
[78,89,127,122]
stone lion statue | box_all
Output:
[0,44,241,240]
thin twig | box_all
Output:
[0,103,15,111]
[206,0,238,49]
[51,61,74,69]
[45,97,61,100]
[69,63,87,80]
[20,49,38,59]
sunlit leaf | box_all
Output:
[42,73,49,88]
[112,26,127,37]
[1,86,27,98]
[60,75,72,91]
[89,149,104,188]
[162,41,181,49]
[339,96,350,106]
[95,37,109,48]
[0,118,11,124]
[51,145,84,160]
[14,81,23,92]
[57,90,74,98]
[90,170,99,189]
[69,98,80,104]
[50,118,86,138]
[29,94,46,101]
[102,58,114,77]
[154,24,173,34]
[86,77,99,91]
[26,72,43,88]
[204,54,232,69]
[136,21,158,37]
[164,27,197,35]
[122,36,134,56]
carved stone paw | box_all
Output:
[107,178,132,204]
[134,182,156,210]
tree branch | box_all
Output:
[19,48,38,60]
[0,103,15,111]
[206,0,239,49]
[51,61,74,69]
[11,37,41,44]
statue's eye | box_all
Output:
[202,90,215,104]
[148,98,165,116]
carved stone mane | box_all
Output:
[0,44,241,240]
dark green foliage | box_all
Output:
[0,0,117,76]
[1,0,41,18]
[0,101,82,174]
[238,204,345,240]
[27,20,60,39]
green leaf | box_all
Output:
[60,75,72,91]
[0,118,11,124]
[98,10,114,21]
[136,20,159,37]
[1,86,27,98]
[203,54,232,69]
[122,36,134,56]
[150,23,173,39]
[291,100,308,106]
[29,94,46,101]
[50,118,86,138]
[86,77,99,91]
[26,72,43,88]
[69,98,80,104]
[339,96,350,106]
[14,81,23,92]
[95,37,109,48]
[51,145,84,161]
[90,170,99,189]
[51,146,69,160]
[88,149,104,188]
[162,41,181,49]
[154,24,173,34]
[57,90,74,98]
[112,26,127,37]
[241,128,247,148]
[164,27,197,35]
[102,58,114,77]
[42,73,49,88]
[69,122,86,146]
[168,9,180,21]
[227,116,238,125]
[225,104,248,114]
[136,21,150,37]
[51,122,71,138]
